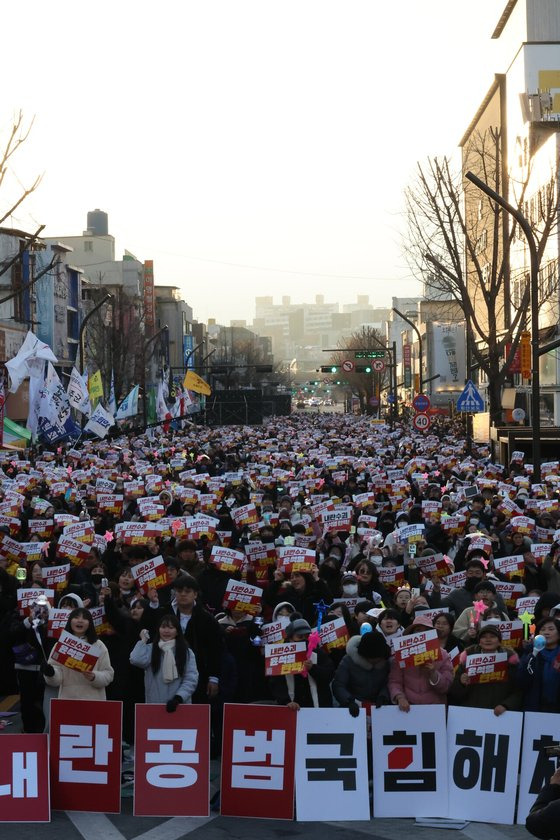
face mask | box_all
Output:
[91,574,104,585]
[343,583,358,596]
[370,555,382,566]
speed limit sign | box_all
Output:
[413,412,431,431]
[372,359,385,372]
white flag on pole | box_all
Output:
[67,367,91,416]
[84,403,115,438]
[108,370,117,416]
[5,331,57,393]
[115,385,139,420]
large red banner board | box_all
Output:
[0,734,50,822]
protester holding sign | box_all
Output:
[388,615,453,711]
[518,617,560,712]
[42,608,114,700]
[452,580,507,642]
[268,615,334,710]
[332,631,391,714]
[130,614,198,708]
[449,624,522,714]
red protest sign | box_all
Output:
[265,641,307,676]
[47,608,71,639]
[56,535,91,567]
[130,555,170,594]
[319,616,349,651]
[320,505,353,533]
[493,554,525,578]
[261,617,289,644]
[465,651,508,683]
[232,503,259,531]
[41,563,70,592]
[222,580,263,615]
[27,518,54,540]
[220,703,296,819]
[392,629,442,669]
[97,494,124,516]
[0,734,50,822]
[133,704,210,817]
[50,630,100,673]
[276,546,316,575]
[377,565,405,591]
[17,588,54,617]
[494,581,526,608]
[114,521,163,544]
[49,699,122,813]
[62,521,94,545]
[210,545,245,574]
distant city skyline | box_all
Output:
[3,1,510,325]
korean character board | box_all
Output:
[0,735,50,822]
[134,704,210,817]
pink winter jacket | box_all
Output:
[388,649,454,705]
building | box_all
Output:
[154,285,194,383]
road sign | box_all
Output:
[387,393,395,404]
[369,396,379,407]
[456,380,485,413]
[372,359,385,373]
[413,412,431,431]
[412,393,430,412]
[342,359,355,373]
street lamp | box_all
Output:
[393,307,423,392]
[142,324,168,428]
[79,293,112,375]
[465,171,541,481]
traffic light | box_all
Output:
[355,350,385,359]
[320,366,338,373]
[356,365,372,373]
[255,365,273,373]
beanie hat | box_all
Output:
[478,622,502,640]
[473,580,496,595]
[285,617,312,639]
[357,631,391,660]
[58,592,84,609]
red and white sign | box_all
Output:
[232,503,259,531]
[131,555,170,594]
[114,521,163,544]
[62,521,94,545]
[17,588,54,617]
[41,564,70,592]
[319,616,349,651]
[321,505,353,533]
[210,546,245,574]
[222,580,263,615]
[133,704,210,817]
[220,703,296,820]
[342,359,355,373]
[413,412,431,431]
[276,546,316,574]
[465,651,508,683]
[265,641,307,676]
[97,494,124,517]
[56,535,91,567]
[494,581,526,608]
[392,629,441,669]
[377,564,405,591]
[50,631,100,674]
[49,699,122,813]
[372,359,385,372]
[493,554,525,578]
[48,608,71,639]
[261,618,289,644]
[28,519,54,540]
[0,734,50,822]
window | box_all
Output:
[84,241,93,252]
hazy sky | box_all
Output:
[4,1,511,325]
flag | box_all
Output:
[115,385,139,420]
[155,380,169,421]
[42,363,71,427]
[88,370,104,407]
[84,404,115,439]
[67,367,91,416]
[0,370,4,447]
[183,370,211,396]
[27,374,44,441]
[5,331,57,393]
[108,370,117,416]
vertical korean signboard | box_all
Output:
[403,344,412,388]
[143,260,155,333]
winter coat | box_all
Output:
[452,604,509,642]
[332,636,390,707]
[268,647,334,708]
[388,648,453,705]
[45,639,114,700]
[526,781,560,839]
[543,555,560,595]
[439,585,507,617]
[518,645,560,712]
[449,644,522,710]
[129,640,199,703]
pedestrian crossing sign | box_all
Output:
[456,380,485,413]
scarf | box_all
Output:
[158,639,178,683]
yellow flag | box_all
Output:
[88,369,104,406]
[183,371,211,396]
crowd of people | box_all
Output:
[0,411,559,761]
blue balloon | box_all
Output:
[360,623,373,635]
[533,634,546,652]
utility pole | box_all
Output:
[393,307,424,391]
[142,324,168,428]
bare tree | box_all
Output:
[330,326,390,415]
[404,128,560,424]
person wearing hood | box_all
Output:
[449,623,522,714]
[388,614,453,711]
[333,631,391,714]
[267,616,334,710]
[272,601,296,621]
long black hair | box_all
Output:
[64,608,98,644]
[150,614,189,677]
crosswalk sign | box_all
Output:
[456,380,485,413]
